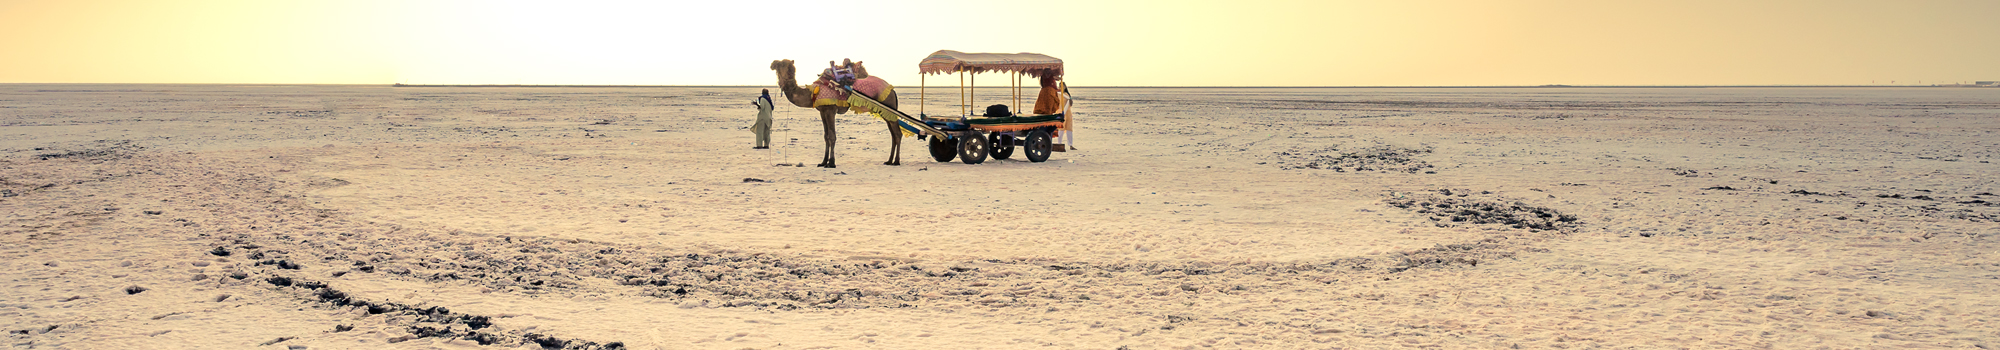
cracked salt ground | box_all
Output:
[3,85,1998,349]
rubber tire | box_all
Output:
[927,135,956,162]
[1024,130,1053,163]
[989,134,1015,160]
[958,133,989,165]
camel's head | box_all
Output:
[851,61,869,79]
[770,59,795,77]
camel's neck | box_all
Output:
[774,68,817,108]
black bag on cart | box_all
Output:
[984,104,1012,118]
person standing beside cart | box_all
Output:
[1031,73,1073,150]
[751,89,775,149]
[1032,74,1064,115]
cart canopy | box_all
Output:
[918,50,1063,79]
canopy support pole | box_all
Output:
[959,71,967,117]
[969,72,975,116]
[1013,72,1021,112]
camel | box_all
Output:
[768,59,904,168]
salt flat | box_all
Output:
[2,84,1996,349]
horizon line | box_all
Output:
[3,83,1993,89]
[382,83,2000,89]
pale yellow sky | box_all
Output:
[2,0,1995,86]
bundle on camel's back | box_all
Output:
[768,59,904,168]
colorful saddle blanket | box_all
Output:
[811,76,893,106]
[845,77,893,111]
[809,77,908,137]
[809,79,850,108]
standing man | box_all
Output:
[751,89,775,149]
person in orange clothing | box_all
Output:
[1032,73,1065,115]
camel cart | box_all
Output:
[838,50,1074,165]
[917,50,1074,164]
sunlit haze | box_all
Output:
[3,0,1996,86]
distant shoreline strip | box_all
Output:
[386,84,1997,89]
[1,83,1987,89]
[390,84,747,88]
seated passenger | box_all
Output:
[829,59,858,87]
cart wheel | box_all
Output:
[928,135,956,162]
[958,132,989,165]
[989,134,1015,160]
[1024,130,1053,163]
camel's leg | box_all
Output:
[818,110,837,168]
[880,92,902,166]
[883,121,901,166]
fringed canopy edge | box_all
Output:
[918,50,1063,79]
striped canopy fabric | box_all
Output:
[918,50,1063,79]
